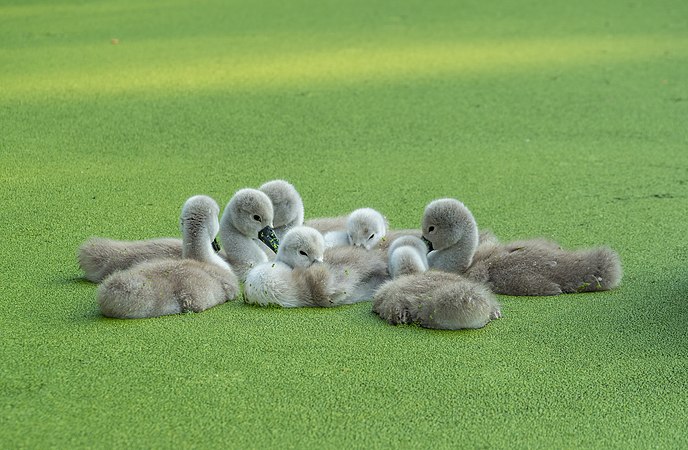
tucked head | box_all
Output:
[347,208,387,250]
[388,235,429,258]
[180,195,221,242]
[259,179,305,228]
[422,198,478,251]
[388,235,430,277]
[277,226,325,268]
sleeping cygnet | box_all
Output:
[422,198,623,296]
[324,208,387,250]
[97,195,240,319]
[244,226,335,307]
[386,235,429,278]
[373,235,501,330]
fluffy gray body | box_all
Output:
[97,195,239,319]
[79,182,297,282]
[422,198,623,296]
[78,237,183,283]
[98,259,238,318]
[219,188,277,281]
[245,225,390,307]
[304,215,348,234]
[466,238,622,295]
[323,245,390,304]
[245,226,335,307]
[374,237,501,330]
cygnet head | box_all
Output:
[276,226,325,269]
[179,195,221,249]
[259,179,305,228]
[222,188,279,252]
[346,208,387,250]
[422,198,478,252]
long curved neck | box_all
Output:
[183,229,231,270]
[219,220,268,270]
[427,225,479,273]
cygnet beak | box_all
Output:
[258,226,279,253]
[211,237,221,253]
[421,236,434,253]
[310,258,324,267]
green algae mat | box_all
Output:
[2,0,687,447]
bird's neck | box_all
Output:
[428,227,479,273]
[219,221,268,268]
[183,231,231,270]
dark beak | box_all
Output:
[212,237,221,253]
[258,226,280,253]
[421,236,433,253]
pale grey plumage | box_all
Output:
[422,198,479,273]
[219,188,279,281]
[244,226,335,307]
[304,215,348,234]
[387,235,429,278]
[323,245,390,304]
[97,195,239,319]
[78,237,183,283]
[373,271,501,329]
[465,237,622,295]
[422,198,623,296]
[373,239,501,329]
[323,208,388,250]
[259,179,305,240]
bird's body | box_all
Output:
[78,237,183,283]
[421,198,622,296]
[373,236,501,329]
[97,195,239,319]
[244,226,333,307]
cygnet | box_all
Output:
[422,198,623,296]
[373,236,501,330]
[219,188,280,281]
[324,208,387,250]
[244,226,335,307]
[97,195,239,319]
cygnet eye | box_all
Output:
[428,226,435,233]
[253,215,261,222]
[368,233,375,240]
[299,250,308,257]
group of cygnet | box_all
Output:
[78,180,622,330]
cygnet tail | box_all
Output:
[78,238,120,283]
[97,272,180,319]
[557,247,623,293]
